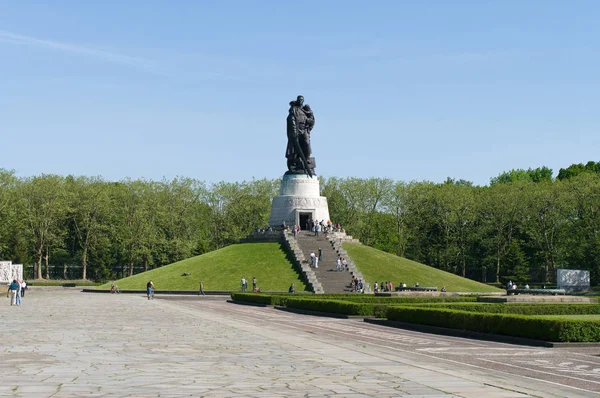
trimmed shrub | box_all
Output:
[414,303,600,316]
[387,306,600,342]
[284,298,389,317]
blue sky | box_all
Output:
[1,1,598,186]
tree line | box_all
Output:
[1,161,599,284]
[322,162,600,285]
[0,170,278,281]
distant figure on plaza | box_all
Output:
[318,248,323,261]
[20,280,26,297]
[15,280,22,306]
[8,279,19,306]
[199,281,206,296]
[310,251,316,267]
[146,280,154,300]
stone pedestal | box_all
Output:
[269,174,330,229]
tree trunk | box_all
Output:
[496,246,501,283]
[144,256,148,272]
[82,246,88,281]
[44,246,50,279]
[128,259,134,277]
[63,263,67,279]
[36,244,43,280]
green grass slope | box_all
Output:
[344,243,502,293]
[99,243,308,292]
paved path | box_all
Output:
[1,290,600,397]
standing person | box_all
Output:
[310,251,316,267]
[314,255,319,269]
[241,277,247,292]
[315,223,320,237]
[252,277,257,292]
[318,248,323,262]
[8,279,19,305]
[199,281,206,296]
[146,280,154,300]
[15,280,22,306]
[336,256,341,272]
[374,281,379,293]
[342,257,348,271]
[20,280,26,297]
[288,283,295,293]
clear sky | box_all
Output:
[1,1,598,186]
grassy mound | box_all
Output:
[344,243,502,293]
[99,243,307,292]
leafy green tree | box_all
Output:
[522,181,568,282]
[557,161,600,181]
[479,182,525,282]
[490,166,553,185]
[67,176,112,280]
[19,175,69,279]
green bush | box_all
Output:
[386,306,600,342]
[315,295,478,304]
[415,303,600,315]
[284,298,389,317]
[27,281,102,287]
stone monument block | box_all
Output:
[0,261,23,283]
[269,174,330,229]
[557,268,590,293]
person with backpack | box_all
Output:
[7,279,19,306]
[146,280,154,300]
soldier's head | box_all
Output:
[296,95,304,106]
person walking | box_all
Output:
[199,281,206,296]
[20,280,26,297]
[8,279,19,305]
[146,280,154,300]
[318,248,323,261]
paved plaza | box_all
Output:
[2,289,600,397]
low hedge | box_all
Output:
[27,281,101,287]
[414,303,600,316]
[387,306,600,342]
[230,293,478,305]
[284,298,389,317]
[312,295,479,304]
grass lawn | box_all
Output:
[98,243,308,292]
[344,243,502,293]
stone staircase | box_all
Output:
[283,231,324,294]
[287,230,370,293]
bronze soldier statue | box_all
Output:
[286,95,315,176]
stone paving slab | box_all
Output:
[0,290,598,397]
